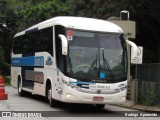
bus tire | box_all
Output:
[46,82,58,107]
[48,88,59,107]
[18,78,26,97]
[95,104,105,109]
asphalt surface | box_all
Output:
[0,86,159,120]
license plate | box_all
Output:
[93,96,104,101]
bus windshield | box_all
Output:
[66,30,127,82]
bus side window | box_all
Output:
[37,27,53,55]
[55,25,65,72]
[13,35,24,54]
[13,27,53,55]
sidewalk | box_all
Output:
[115,100,160,112]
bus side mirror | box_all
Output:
[126,40,138,63]
[58,34,68,55]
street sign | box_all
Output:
[131,46,143,64]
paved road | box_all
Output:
[0,86,159,120]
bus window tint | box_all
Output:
[13,27,53,55]
[55,25,65,72]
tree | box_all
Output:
[0,0,73,63]
[1,0,160,64]
[72,0,160,62]
[13,0,72,31]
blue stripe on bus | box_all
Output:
[11,56,44,67]
[69,82,95,85]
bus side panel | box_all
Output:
[32,68,57,97]
[11,53,22,88]
[26,52,57,97]
[33,51,57,97]
[11,66,21,88]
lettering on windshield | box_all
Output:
[73,31,94,37]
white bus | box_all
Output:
[11,16,137,108]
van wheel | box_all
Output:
[95,104,105,109]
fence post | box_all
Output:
[134,79,138,104]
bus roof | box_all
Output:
[15,16,123,37]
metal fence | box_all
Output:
[137,63,160,82]
[135,64,160,105]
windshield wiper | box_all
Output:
[101,48,115,81]
[87,53,98,74]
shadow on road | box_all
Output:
[21,94,121,117]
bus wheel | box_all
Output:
[47,88,58,107]
[18,79,25,97]
[95,104,105,109]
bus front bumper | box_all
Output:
[61,85,127,104]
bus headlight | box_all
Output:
[66,94,71,98]
[119,83,127,91]
[62,79,80,90]
[62,79,70,86]
[115,84,127,92]
[70,84,80,90]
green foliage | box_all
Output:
[0,61,11,76]
[0,0,160,65]
[0,49,3,58]
[13,0,73,31]
[4,76,11,85]
[141,91,158,106]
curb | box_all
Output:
[131,105,160,112]
[114,104,160,112]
